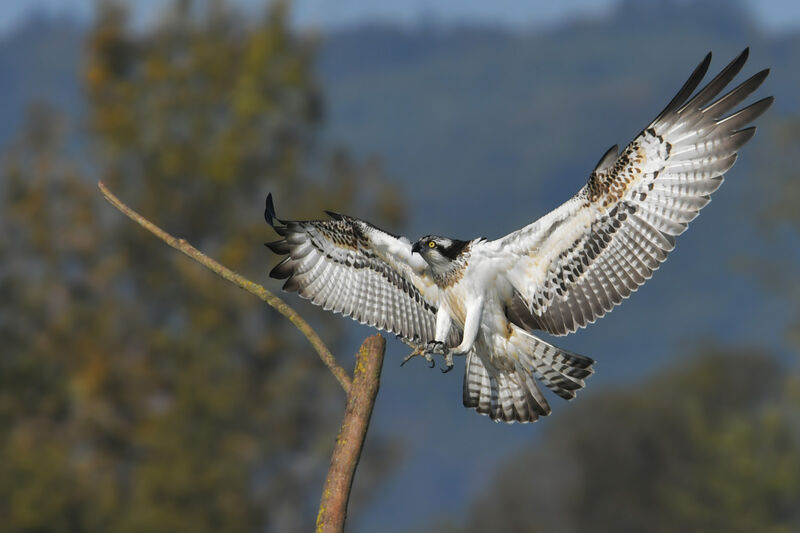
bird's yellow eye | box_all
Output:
[428,241,436,248]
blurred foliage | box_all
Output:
[2,2,799,532]
[746,117,800,348]
[428,347,800,533]
[0,1,403,531]
[756,119,800,229]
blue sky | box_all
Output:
[3,0,800,35]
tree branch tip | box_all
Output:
[95,179,352,394]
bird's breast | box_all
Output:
[443,285,469,326]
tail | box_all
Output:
[520,331,594,401]
[462,331,594,423]
[463,352,550,423]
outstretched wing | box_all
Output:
[498,48,772,335]
[265,195,460,346]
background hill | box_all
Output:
[1,1,798,531]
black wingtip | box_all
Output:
[282,276,301,292]
[727,47,748,70]
[270,257,294,279]
[698,51,713,74]
[265,193,277,226]
[265,240,290,254]
[654,51,713,123]
[748,68,771,91]
[324,210,344,220]
[676,48,752,116]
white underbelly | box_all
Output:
[442,262,517,355]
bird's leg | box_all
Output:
[423,307,452,370]
[452,297,484,355]
[440,350,454,373]
[400,344,424,367]
[399,341,447,368]
[421,340,455,372]
[426,340,447,355]
[420,340,448,368]
[401,345,436,368]
[401,308,455,369]
[436,300,482,373]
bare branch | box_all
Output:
[98,181,386,530]
[316,334,386,533]
[97,180,352,394]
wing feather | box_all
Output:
[496,49,771,335]
[265,196,460,346]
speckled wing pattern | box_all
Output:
[499,49,772,335]
[265,196,460,347]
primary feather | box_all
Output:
[266,196,462,347]
[499,48,771,335]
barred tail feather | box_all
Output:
[520,332,595,400]
[463,352,550,423]
[520,331,595,400]
[462,331,595,423]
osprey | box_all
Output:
[265,49,771,423]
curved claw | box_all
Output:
[440,350,455,373]
[405,342,449,370]
[401,346,425,367]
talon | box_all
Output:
[440,350,454,373]
[426,340,447,355]
[424,351,435,368]
[400,345,425,367]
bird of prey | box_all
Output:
[265,49,771,423]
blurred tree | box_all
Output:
[0,1,403,531]
[748,117,800,349]
[426,347,800,533]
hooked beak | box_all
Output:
[411,241,422,254]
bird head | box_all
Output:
[412,235,469,273]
